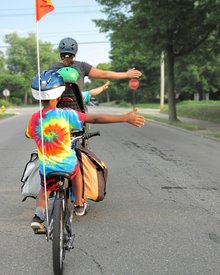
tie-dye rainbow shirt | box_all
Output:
[26,107,87,175]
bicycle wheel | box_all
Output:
[52,197,65,275]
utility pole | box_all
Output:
[160,51,165,112]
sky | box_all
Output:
[0,0,111,66]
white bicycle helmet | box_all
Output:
[31,70,65,100]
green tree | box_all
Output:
[87,62,118,102]
[0,72,26,105]
[4,33,57,104]
[0,51,5,74]
[175,33,220,99]
[95,0,220,121]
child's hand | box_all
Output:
[102,81,110,91]
[126,109,145,127]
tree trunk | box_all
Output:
[166,44,178,121]
[24,90,28,105]
[106,90,110,102]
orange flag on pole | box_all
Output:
[36,0,54,21]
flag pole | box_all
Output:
[36,21,49,239]
[35,0,55,237]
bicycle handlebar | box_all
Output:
[84,131,100,140]
[71,131,100,143]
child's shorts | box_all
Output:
[40,161,80,191]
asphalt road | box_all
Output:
[1,107,220,275]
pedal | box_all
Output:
[65,235,75,251]
[34,227,46,235]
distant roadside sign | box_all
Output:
[129,79,139,90]
[3,89,10,97]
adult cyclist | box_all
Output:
[48,37,142,92]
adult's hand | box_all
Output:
[126,68,142,78]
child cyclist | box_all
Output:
[56,66,110,105]
[26,70,145,231]
[83,81,110,105]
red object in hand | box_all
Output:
[129,79,139,90]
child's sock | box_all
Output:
[35,207,45,221]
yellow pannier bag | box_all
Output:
[76,146,108,202]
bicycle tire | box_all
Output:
[52,197,65,275]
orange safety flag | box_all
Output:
[36,0,54,21]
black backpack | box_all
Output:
[57,83,86,112]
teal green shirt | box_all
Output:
[82,91,91,104]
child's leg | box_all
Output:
[71,168,83,206]
[36,187,51,208]
[72,168,87,216]
[34,187,51,221]
[31,187,52,230]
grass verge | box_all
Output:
[176,100,220,123]
[0,113,14,120]
[143,114,205,131]
[143,114,220,141]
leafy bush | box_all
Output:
[10,97,23,106]
[0,99,11,107]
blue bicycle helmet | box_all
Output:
[31,70,65,100]
[58,37,78,55]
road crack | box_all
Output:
[77,247,104,274]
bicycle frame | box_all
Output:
[47,175,72,242]
[44,172,74,275]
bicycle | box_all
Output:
[47,171,73,275]
[34,131,100,275]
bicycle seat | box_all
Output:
[47,172,70,180]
